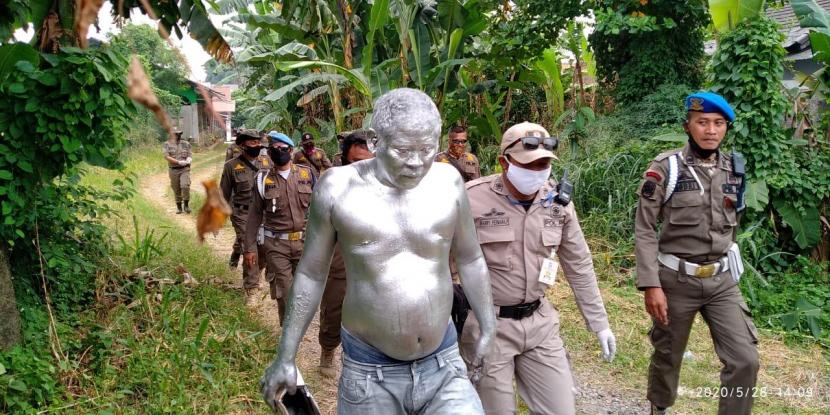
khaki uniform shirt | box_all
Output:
[219,154,271,208]
[465,174,610,333]
[293,148,333,177]
[162,140,192,165]
[435,151,481,182]
[634,143,741,289]
[244,164,315,252]
[225,143,243,161]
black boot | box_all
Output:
[183,200,191,214]
[176,202,183,214]
[229,251,241,268]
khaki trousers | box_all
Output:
[230,208,263,290]
[262,237,303,323]
[168,167,190,203]
[647,265,760,415]
[460,300,575,415]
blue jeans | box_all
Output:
[337,336,483,414]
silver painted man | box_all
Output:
[260,88,496,414]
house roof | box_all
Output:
[766,1,830,52]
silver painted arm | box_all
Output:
[260,172,336,409]
[451,177,495,381]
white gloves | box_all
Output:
[596,328,617,362]
[178,157,192,166]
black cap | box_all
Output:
[236,128,261,145]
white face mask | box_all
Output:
[506,161,551,195]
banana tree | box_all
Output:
[708,0,765,33]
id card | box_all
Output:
[539,258,559,285]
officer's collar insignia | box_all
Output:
[483,208,505,217]
[264,177,275,185]
[262,158,269,167]
[234,164,245,170]
[299,169,310,180]
[689,97,704,111]
[494,180,504,192]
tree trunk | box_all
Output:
[0,245,22,351]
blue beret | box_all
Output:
[268,131,294,147]
[685,92,735,122]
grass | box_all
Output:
[43,145,276,414]
[545,268,829,414]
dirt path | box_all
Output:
[140,151,341,414]
[141,150,651,414]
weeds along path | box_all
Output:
[139,149,340,414]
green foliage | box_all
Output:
[0,46,136,245]
[487,0,587,63]
[710,16,830,251]
[116,215,170,269]
[743,256,829,344]
[590,0,709,103]
[709,0,765,33]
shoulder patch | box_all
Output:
[299,168,310,180]
[641,181,657,198]
[466,154,474,161]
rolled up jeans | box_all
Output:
[338,328,483,415]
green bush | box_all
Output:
[743,257,829,344]
[590,0,709,103]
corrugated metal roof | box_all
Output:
[766,1,830,30]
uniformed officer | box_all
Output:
[244,131,315,325]
[292,132,332,177]
[635,92,759,415]
[162,129,192,214]
[220,129,271,305]
[460,122,616,415]
[435,125,481,182]
[317,130,374,378]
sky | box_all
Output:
[14,3,225,82]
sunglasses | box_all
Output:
[504,136,558,153]
[272,146,292,153]
[450,139,467,145]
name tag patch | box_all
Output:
[479,218,509,227]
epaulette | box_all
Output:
[464,174,496,190]
[654,148,682,162]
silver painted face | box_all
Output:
[375,133,438,189]
[370,88,441,190]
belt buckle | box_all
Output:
[695,264,716,278]
[288,231,302,241]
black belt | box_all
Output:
[169,165,189,170]
[498,299,541,320]
[234,203,249,211]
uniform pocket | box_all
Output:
[669,192,702,225]
[739,302,759,345]
[476,225,514,271]
[298,186,312,208]
[541,227,563,247]
[338,373,372,404]
[722,194,738,227]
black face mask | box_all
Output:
[244,146,262,158]
[687,134,718,159]
[270,148,292,166]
